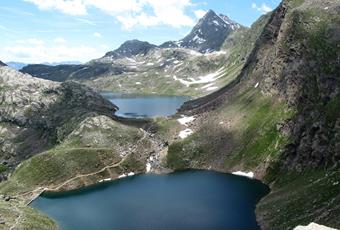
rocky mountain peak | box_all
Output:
[104,39,157,59]
[161,9,242,53]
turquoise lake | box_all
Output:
[101,93,190,118]
[32,170,269,230]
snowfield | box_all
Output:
[173,67,225,87]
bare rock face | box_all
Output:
[0,66,117,176]
[160,10,242,53]
[0,61,6,67]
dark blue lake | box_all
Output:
[32,170,269,230]
[101,93,190,118]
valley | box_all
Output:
[0,0,339,229]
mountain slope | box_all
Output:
[5,62,27,70]
[0,66,117,178]
[164,0,339,228]
[103,39,157,59]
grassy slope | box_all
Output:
[258,169,340,229]
[0,116,150,195]
[166,0,340,228]
[0,200,58,230]
[167,87,293,173]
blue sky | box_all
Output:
[0,0,281,63]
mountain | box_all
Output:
[21,63,119,82]
[160,10,242,53]
[5,62,27,70]
[41,61,82,66]
[103,39,157,59]
[5,61,82,71]
[21,10,246,97]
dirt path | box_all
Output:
[44,129,149,192]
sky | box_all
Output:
[0,0,281,63]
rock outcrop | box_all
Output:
[0,66,117,176]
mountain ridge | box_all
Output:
[160,9,242,53]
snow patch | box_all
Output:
[206,86,218,91]
[177,116,195,126]
[126,57,136,63]
[135,82,142,85]
[212,20,220,26]
[128,172,135,176]
[173,67,224,87]
[146,162,151,173]
[255,82,259,88]
[179,128,193,139]
[294,222,336,230]
[118,174,127,178]
[232,171,254,178]
[192,34,206,44]
[146,62,154,66]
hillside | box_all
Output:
[164,0,339,228]
[0,66,118,177]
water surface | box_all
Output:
[101,93,190,118]
[32,170,269,230]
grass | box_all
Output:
[0,164,8,174]
[257,169,340,229]
[167,87,294,171]
[0,148,121,195]
[0,200,58,230]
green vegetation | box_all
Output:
[257,170,340,229]
[0,200,58,230]
[0,164,8,173]
[167,87,294,171]
[325,94,340,124]
[0,148,121,195]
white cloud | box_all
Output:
[193,9,207,19]
[23,0,87,16]
[17,38,45,46]
[54,37,67,44]
[24,0,195,29]
[252,3,272,14]
[76,18,96,25]
[2,38,104,63]
[93,32,102,38]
